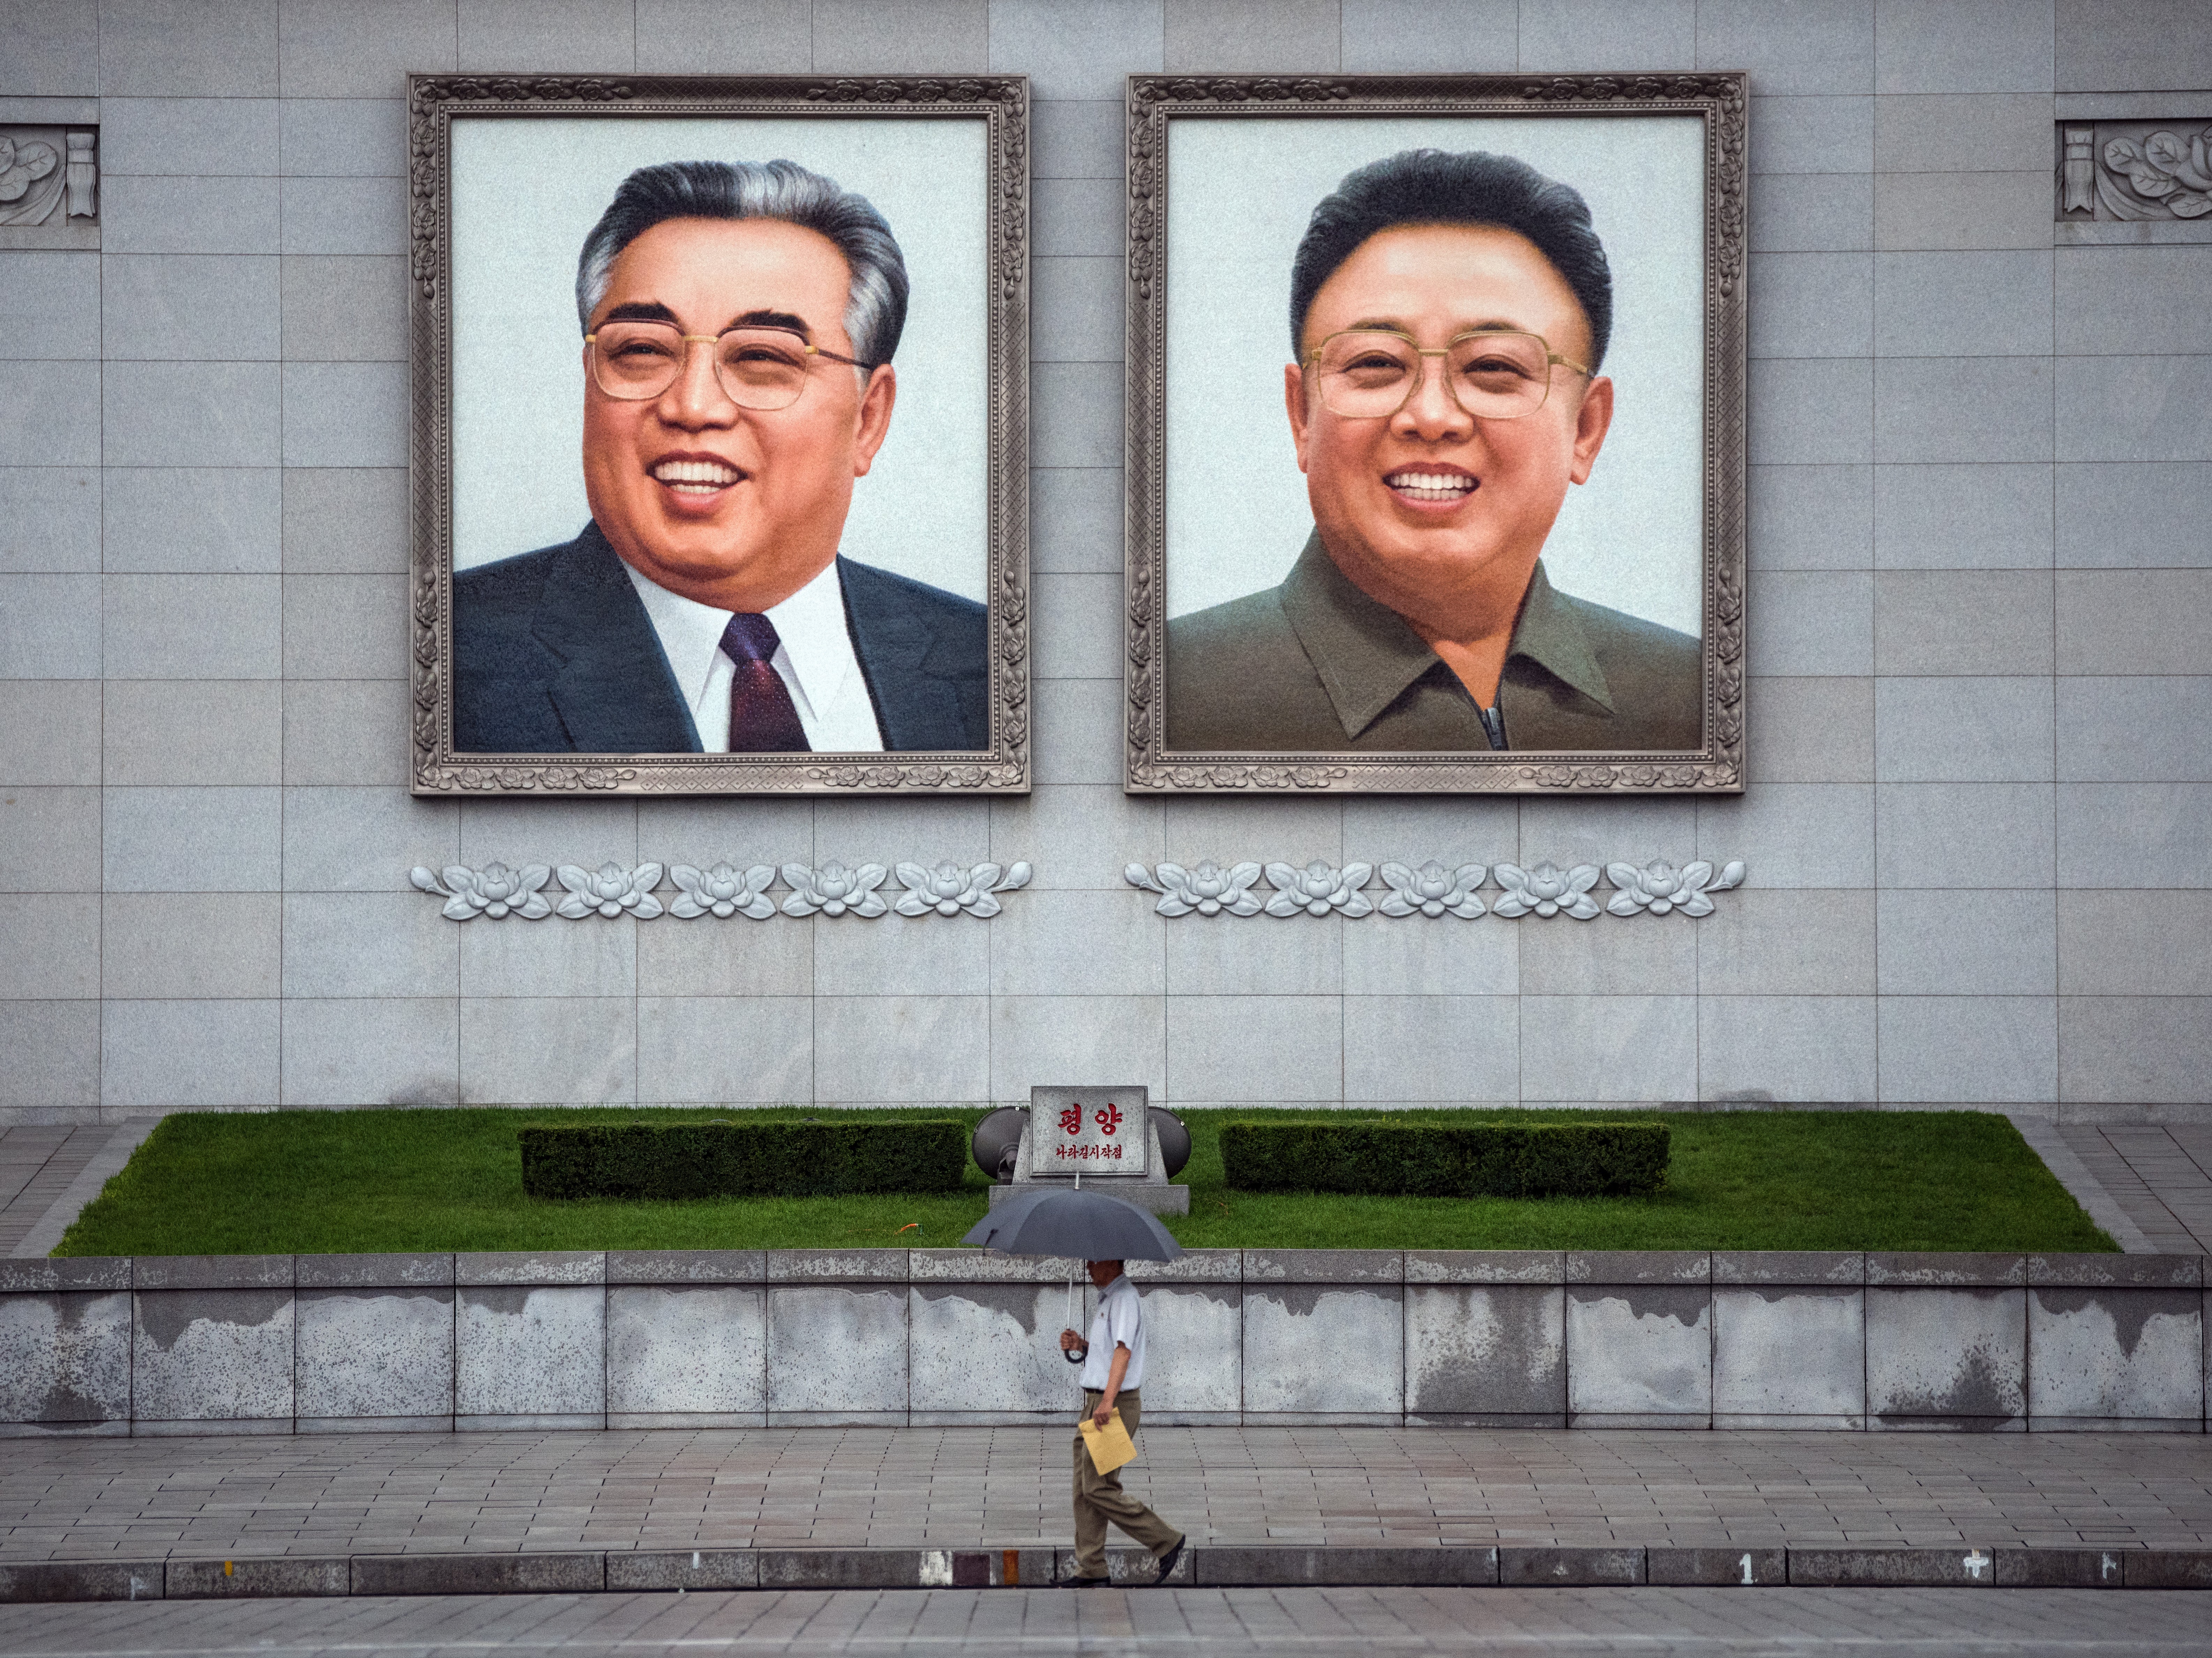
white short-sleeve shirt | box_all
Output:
[1080,1273,1146,1391]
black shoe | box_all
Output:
[1153,1537,1186,1584]
[1061,1574,1111,1588]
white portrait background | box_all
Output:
[1165,115,1706,635]
[449,116,990,602]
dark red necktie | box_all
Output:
[720,613,810,753]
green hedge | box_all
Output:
[519,1120,968,1200]
[1221,1121,1669,1199]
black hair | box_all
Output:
[1288,149,1612,371]
[576,159,908,366]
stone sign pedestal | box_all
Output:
[988,1087,1189,1215]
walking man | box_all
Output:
[1058,1258,1186,1586]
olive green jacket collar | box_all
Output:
[1277,531,1614,741]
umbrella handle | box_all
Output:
[1063,1276,1086,1364]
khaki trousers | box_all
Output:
[1072,1388,1182,1578]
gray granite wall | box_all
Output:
[1,1248,2203,1433]
[2,1,2209,1121]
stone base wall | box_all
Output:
[2,1249,2205,1436]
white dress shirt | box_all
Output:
[1079,1273,1146,1392]
[623,559,886,752]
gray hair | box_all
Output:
[574,158,909,366]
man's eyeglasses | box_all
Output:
[1304,327,1590,421]
[585,320,873,411]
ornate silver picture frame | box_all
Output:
[1124,73,1747,794]
[408,74,1030,796]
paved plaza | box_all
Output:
[2,1426,2209,1562]
[3,1585,2212,1656]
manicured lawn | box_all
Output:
[56,1105,2115,1257]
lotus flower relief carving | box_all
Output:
[555,862,665,919]
[1604,859,1746,918]
[408,863,554,920]
[1377,861,1488,918]
[1263,861,1374,917]
[1124,860,1266,917]
[781,861,890,918]
[2103,126,2212,218]
[669,862,777,920]
[1491,861,1603,920]
[893,861,1034,917]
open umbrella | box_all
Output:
[962,1187,1183,1364]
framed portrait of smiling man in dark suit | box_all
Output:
[408,75,1030,796]
[1124,74,1747,795]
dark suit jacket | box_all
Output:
[1166,532,1703,752]
[452,522,990,753]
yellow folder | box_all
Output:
[1078,1408,1137,1476]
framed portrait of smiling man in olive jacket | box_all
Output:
[1124,74,1747,795]
[408,76,1030,797]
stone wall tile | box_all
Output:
[1341,910,1517,998]
[2056,462,2212,568]
[104,680,280,784]
[1697,0,1872,92]
[1752,173,1874,253]
[2058,997,2212,1103]
[458,795,638,870]
[995,889,1163,996]
[636,912,811,999]
[0,0,98,96]
[280,996,458,1108]
[103,785,282,891]
[1340,0,1517,71]
[1750,251,1872,359]
[2056,678,2212,782]
[104,468,281,574]
[1699,782,1876,888]
[1165,0,1338,71]
[635,996,812,1104]
[1520,996,1699,1104]
[460,912,635,999]
[101,0,278,97]
[103,891,281,998]
[1876,782,2053,887]
[1713,1286,1865,1424]
[1129,1283,1240,1419]
[1750,464,1871,570]
[281,255,406,361]
[0,364,99,468]
[1875,995,2057,1101]
[458,995,637,1106]
[104,362,282,468]
[0,1291,130,1423]
[0,469,100,573]
[1344,995,1519,1104]
[1874,0,2054,94]
[279,176,406,256]
[812,996,988,1103]
[455,1284,604,1420]
[1873,170,2052,250]
[1876,888,2056,994]
[1751,95,1874,174]
[1166,994,1340,1105]
[103,574,280,679]
[1866,1284,2026,1425]
[2056,783,2212,887]
[766,1285,908,1418]
[278,0,458,96]
[1874,465,2052,569]
[1033,100,1122,180]
[1874,250,2052,356]
[296,1287,453,1420]
[1405,1283,1566,1422]
[0,788,101,891]
[1698,995,1879,1103]
[101,176,281,255]
[0,682,99,784]
[909,1283,1067,1414]
[2027,1286,2203,1423]
[282,468,408,572]
[131,1286,294,1423]
[991,0,1163,95]
[281,786,458,892]
[2056,891,2212,994]
[452,0,635,71]
[282,891,456,998]
[815,910,990,997]
[0,894,98,999]
[102,998,280,1107]
[100,98,279,175]
[988,996,1166,1105]
[1873,92,2055,172]
[607,1285,766,1418]
[1747,678,1874,782]
[2056,356,2212,462]
[2055,246,2212,357]
[1873,677,2055,782]
[1748,359,1873,464]
[1747,572,1872,675]
[2056,0,2212,92]
[281,680,410,785]
[2058,570,2212,676]
[0,575,100,677]
[280,362,407,468]
[278,99,407,177]
[0,1001,98,1113]
[1875,356,2052,463]
[1566,1284,1711,1421]
[1244,1283,1401,1416]
[633,0,808,71]
[0,251,98,359]
[1167,912,1340,997]
[1696,890,1876,996]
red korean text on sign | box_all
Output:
[1059,1104,1084,1137]
[1094,1103,1124,1136]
